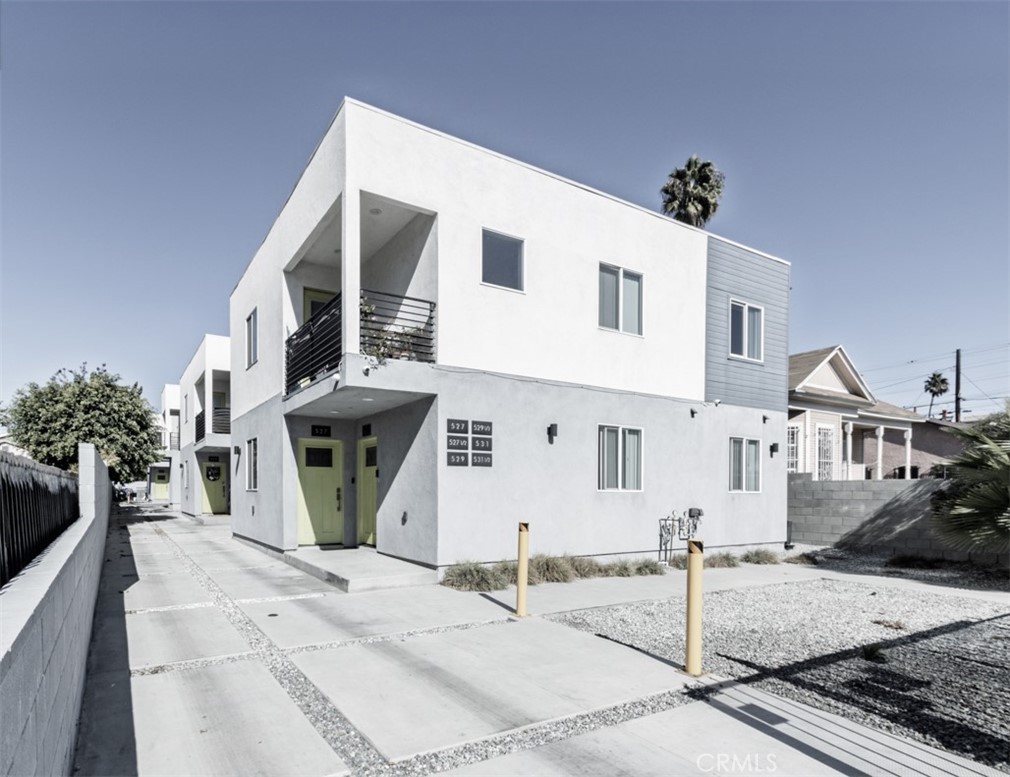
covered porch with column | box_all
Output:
[846,405,922,480]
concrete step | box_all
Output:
[281,546,437,593]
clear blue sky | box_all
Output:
[2,1,1007,420]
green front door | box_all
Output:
[357,437,378,545]
[296,438,344,545]
[200,461,228,514]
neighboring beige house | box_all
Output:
[0,435,32,459]
[788,346,923,480]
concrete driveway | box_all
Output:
[72,509,1003,776]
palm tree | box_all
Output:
[931,409,1010,554]
[924,371,949,418]
[660,155,725,228]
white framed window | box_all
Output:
[599,264,643,335]
[729,300,763,361]
[183,394,188,423]
[816,425,835,481]
[786,425,800,473]
[729,437,761,492]
[246,438,258,491]
[245,308,258,368]
[183,462,189,489]
[481,229,524,291]
[598,425,643,491]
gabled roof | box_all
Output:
[861,399,925,423]
[789,345,874,403]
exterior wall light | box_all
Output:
[769,442,779,456]
[690,408,698,418]
[547,423,558,443]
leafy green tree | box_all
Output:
[931,408,1010,554]
[0,364,160,482]
[923,370,949,418]
[660,155,726,228]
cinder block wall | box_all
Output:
[787,474,1006,565]
[0,444,110,777]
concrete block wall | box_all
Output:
[0,444,110,777]
[787,474,1006,565]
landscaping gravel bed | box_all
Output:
[547,579,1010,772]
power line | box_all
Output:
[860,342,1009,373]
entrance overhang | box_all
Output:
[284,382,434,420]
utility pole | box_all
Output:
[955,348,962,422]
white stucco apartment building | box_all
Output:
[178,335,232,517]
[229,99,791,570]
[146,384,180,507]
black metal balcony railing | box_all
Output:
[195,409,230,442]
[284,289,436,395]
[360,288,436,364]
[211,408,231,435]
[169,432,180,450]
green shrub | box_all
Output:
[529,554,575,583]
[568,555,605,578]
[635,558,666,576]
[783,552,818,565]
[491,560,518,586]
[441,561,506,592]
[740,548,780,565]
[667,554,688,570]
[605,560,634,577]
[703,552,739,568]
[885,554,942,570]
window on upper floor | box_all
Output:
[730,300,763,361]
[598,425,643,491]
[729,437,761,492]
[246,308,258,368]
[599,264,643,335]
[482,229,524,291]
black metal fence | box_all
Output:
[0,452,80,588]
[211,407,231,435]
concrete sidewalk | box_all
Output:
[73,510,1004,776]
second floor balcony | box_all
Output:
[194,408,231,442]
[285,289,436,395]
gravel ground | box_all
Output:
[547,578,1010,773]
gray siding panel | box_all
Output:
[705,238,789,411]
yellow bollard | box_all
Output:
[685,538,704,675]
[515,522,530,617]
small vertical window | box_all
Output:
[183,394,188,423]
[246,438,258,490]
[599,425,643,491]
[729,300,763,361]
[482,230,524,291]
[599,264,643,335]
[246,308,258,368]
[786,425,800,474]
[729,437,761,492]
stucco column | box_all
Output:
[844,422,853,481]
[875,426,884,480]
[341,191,361,356]
[904,429,912,479]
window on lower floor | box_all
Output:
[730,300,763,361]
[816,426,835,481]
[246,438,258,490]
[786,425,800,473]
[598,425,642,490]
[729,437,761,492]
